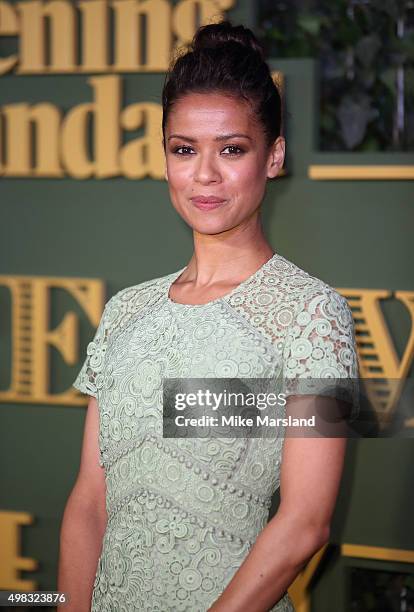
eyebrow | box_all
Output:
[167,133,252,142]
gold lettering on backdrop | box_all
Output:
[394,291,414,378]
[112,0,171,72]
[341,543,414,564]
[0,276,104,406]
[288,543,328,612]
[0,76,164,178]
[0,0,235,75]
[0,103,63,177]
[120,101,164,178]
[17,0,76,74]
[78,1,109,73]
[288,542,414,612]
[60,75,121,179]
[0,1,19,74]
[0,511,37,590]
[338,288,414,425]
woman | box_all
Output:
[58,20,359,612]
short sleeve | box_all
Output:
[282,288,360,422]
[73,296,115,399]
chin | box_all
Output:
[174,203,229,228]
[188,218,237,235]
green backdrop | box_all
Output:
[1,2,414,610]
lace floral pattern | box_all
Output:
[73,252,359,611]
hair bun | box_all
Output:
[192,20,264,60]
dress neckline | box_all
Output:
[165,252,278,309]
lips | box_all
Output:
[190,195,227,211]
[191,196,226,203]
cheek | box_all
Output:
[166,159,191,193]
[226,159,266,193]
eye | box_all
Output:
[171,144,245,156]
[172,146,195,155]
[222,145,244,156]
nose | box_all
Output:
[193,151,221,184]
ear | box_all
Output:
[266,136,285,179]
[164,166,168,182]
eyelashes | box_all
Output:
[172,145,245,157]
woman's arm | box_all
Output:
[57,396,107,612]
[208,395,348,612]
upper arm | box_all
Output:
[277,287,358,535]
[278,395,348,537]
[71,396,106,516]
[69,295,118,515]
[72,294,117,467]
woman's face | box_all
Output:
[164,92,285,235]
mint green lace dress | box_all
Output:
[73,252,359,612]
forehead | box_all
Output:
[167,92,259,134]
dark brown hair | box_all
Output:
[161,20,282,149]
